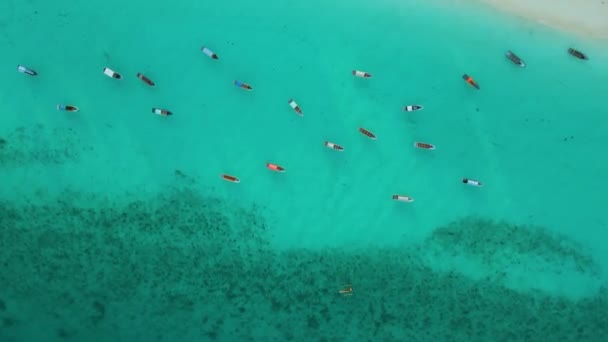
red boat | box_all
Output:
[462,74,480,89]
[266,163,285,172]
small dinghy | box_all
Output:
[505,50,526,67]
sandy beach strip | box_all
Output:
[478,0,608,40]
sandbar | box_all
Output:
[478,0,608,40]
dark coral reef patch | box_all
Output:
[0,190,606,341]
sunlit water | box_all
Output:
[1,0,607,340]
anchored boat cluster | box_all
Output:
[15,46,589,204]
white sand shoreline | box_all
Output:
[476,0,608,40]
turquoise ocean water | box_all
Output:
[2,0,608,340]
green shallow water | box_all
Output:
[1,0,608,340]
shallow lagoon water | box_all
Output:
[1,0,608,340]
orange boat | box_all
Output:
[462,74,480,89]
[221,174,240,183]
[414,142,435,150]
[359,127,376,140]
[266,163,285,172]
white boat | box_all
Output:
[392,195,414,202]
[201,47,219,60]
[324,141,344,151]
[462,178,483,187]
[288,99,303,116]
[404,105,423,112]
[152,108,172,116]
[103,67,122,79]
[352,70,372,78]
[17,65,37,76]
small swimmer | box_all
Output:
[234,80,253,90]
[568,48,588,60]
[505,50,526,68]
[288,99,303,116]
[414,142,435,150]
[392,195,414,202]
[56,104,79,112]
[201,46,219,60]
[221,174,240,183]
[359,127,377,140]
[339,285,353,296]
[324,141,344,151]
[462,74,479,89]
[103,67,122,79]
[266,163,285,172]
[17,65,37,76]
[462,178,483,187]
[152,108,172,116]
[404,105,423,112]
[352,70,372,78]
[137,73,155,87]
